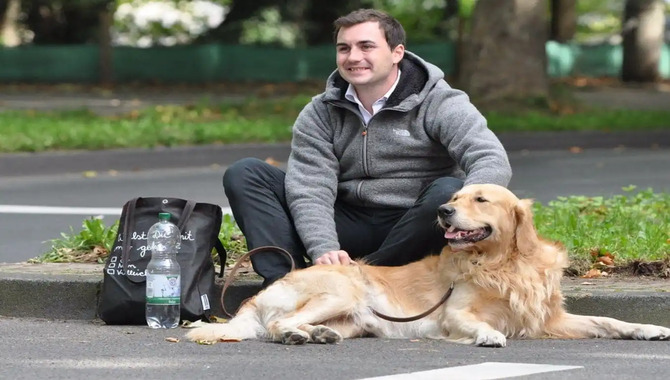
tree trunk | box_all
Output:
[461,0,549,102]
[550,0,576,42]
[621,0,664,83]
[98,7,113,86]
[1,0,21,46]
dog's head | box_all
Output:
[437,184,538,255]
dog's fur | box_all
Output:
[186,184,670,346]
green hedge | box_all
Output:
[0,42,668,83]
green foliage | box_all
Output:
[0,96,305,153]
[485,109,670,132]
[217,214,248,266]
[240,7,301,47]
[30,218,119,264]
[362,0,453,43]
[2,92,669,153]
[574,0,625,42]
[533,187,670,264]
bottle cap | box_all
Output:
[158,212,171,220]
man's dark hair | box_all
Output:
[333,9,406,49]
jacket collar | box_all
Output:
[324,51,430,110]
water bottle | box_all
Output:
[145,212,181,329]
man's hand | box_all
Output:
[314,250,353,266]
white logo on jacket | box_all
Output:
[393,129,410,137]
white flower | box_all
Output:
[136,36,153,48]
[112,0,228,47]
[115,3,134,20]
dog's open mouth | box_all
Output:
[443,224,492,244]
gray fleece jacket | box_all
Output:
[285,51,512,260]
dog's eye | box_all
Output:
[475,196,488,203]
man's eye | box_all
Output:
[476,197,487,203]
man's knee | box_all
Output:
[423,177,464,205]
[223,157,268,192]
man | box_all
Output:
[223,9,512,287]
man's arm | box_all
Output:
[427,84,512,186]
[285,101,343,261]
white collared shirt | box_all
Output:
[344,70,401,125]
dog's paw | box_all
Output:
[634,325,670,341]
[310,325,343,344]
[281,330,310,345]
[185,324,231,343]
[474,330,507,347]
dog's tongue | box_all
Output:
[444,228,462,239]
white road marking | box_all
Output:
[0,205,233,216]
[358,362,582,380]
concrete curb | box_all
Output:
[2,263,669,326]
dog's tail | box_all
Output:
[185,300,264,342]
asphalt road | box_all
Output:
[1,317,669,380]
[1,147,669,263]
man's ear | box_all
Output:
[392,44,405,64]
[515,199,540,256]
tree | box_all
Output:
[460,0,549,102]
[198,0,359,46]
[621,0,665,82]
[550,0,577,42]
[1,0,21,46]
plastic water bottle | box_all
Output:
[145,212,181,329]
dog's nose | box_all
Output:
[437,205,455,219]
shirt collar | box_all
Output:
[344,69,402,106]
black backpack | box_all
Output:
[98,197,226,325]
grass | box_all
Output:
[1,90,670,153]
[30,187,670,276]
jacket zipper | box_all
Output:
[361,123,369,176]
[356,123,369,201]
[328,100,372,202]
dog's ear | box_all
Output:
[514,199,540,255]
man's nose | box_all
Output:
[348,46,363,61]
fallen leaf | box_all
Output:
[569,146,583,154]
[219,338,242,343]
[581,269,602,278]
[598,256,614,266]
[165,337,180,343]
[196,339,217,345]
[82,170,98,178]
[181,320,210,329]
[209,316,228,324]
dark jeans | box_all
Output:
[223,157,463,286]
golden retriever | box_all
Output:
[186,184,670,346]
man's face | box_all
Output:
[335,21,404,90]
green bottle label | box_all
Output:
[146,274,180,305]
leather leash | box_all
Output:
[371,282,454,323]
[220,246,295,318]
[219,246,454,323]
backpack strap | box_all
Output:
[120,197,140,271]
[177,200,197,231]
[213,239,227,278]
